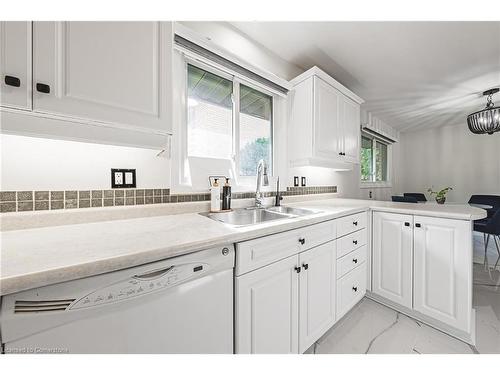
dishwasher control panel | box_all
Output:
[70,262,210,309]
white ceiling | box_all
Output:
[230,22,500,132]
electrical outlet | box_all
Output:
[114,171,124,185]
[111,169,136,188]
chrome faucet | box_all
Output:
[255,159,269,208]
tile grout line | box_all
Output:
[0,186,338,213]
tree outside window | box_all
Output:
[361,134,389,183]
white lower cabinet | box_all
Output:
[235,255,299,354]
[298,241,337,353]
[235,214,367,354]
[413,216,472,332]
[372,211,413,309]
[337,263,366,319]
[371,211,473,335]
[235,241,338,354]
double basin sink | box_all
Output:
[201,206,320,227]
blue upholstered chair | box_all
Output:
[469,195,500,268]
[468,195,500,219]
[392,195,418,203]
[473,209,500,269]
[404,193,427,202]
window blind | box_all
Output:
[174,34,289,96]
[361,126,397,144]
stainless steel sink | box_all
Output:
[201,206,320,227]
[265,206,318,216]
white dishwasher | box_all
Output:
[0,246,234,354]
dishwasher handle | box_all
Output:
[132,266,175,280]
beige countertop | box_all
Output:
[0,197,486,296]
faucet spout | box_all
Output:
[255,159,269,207]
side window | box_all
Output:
[361,133,389,183]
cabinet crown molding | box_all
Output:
[289,66,364,105]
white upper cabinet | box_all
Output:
[32,21,172,133]
[0,21,32,110]
[288,66,363,169]
[372,211,413,309]
[298,241,337,353]
[1,21,172,148]
[340,96,361,163]
[313,76,342,159]
[413,216,472,332]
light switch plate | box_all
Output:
[124,172,134,185]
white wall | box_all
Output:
[0,134,170,190]
[178,22,303,81]
[395,123,500,203]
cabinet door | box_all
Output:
[372,211,413,308]
[235,255,299,354]
[341,96,360,163]
[0,21,32,110]
[32,22,172,132]
[313,76,342,159]
[413,216,472,332]
[298,241,336,353]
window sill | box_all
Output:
[360,182,392,189]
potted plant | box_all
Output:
[427,187,453,204]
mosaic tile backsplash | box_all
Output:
[0,186,337,213]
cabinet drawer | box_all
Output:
[299,219,337,251]
[337,212,367,238]
[337,245,367,279]
[337,263,366,319]
[337,228,367,258]
[236,220,336,276]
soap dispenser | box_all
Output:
[222,178,232,211]
[210,178,221,212]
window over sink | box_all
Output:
[186,63,273,178]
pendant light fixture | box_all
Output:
[467,88,500,135]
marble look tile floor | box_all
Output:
[310,240,500,354]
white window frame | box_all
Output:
[172,51,276,192]
[360,132,392,189]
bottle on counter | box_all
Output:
[210,178,221,212]
[222,178,232,211]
